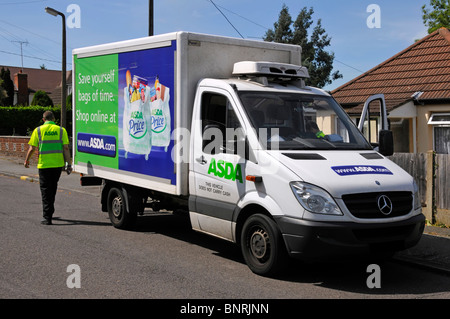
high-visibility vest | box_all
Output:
[37,125,64,155]
[30,122,67,169]
[316,130,326,139]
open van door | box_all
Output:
[358,94,393,156]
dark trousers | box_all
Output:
[39,167,62,220]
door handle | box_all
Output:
[196,156,207,165]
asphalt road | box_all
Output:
[1,174,449,302]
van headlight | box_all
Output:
[290,182,343,216]
[413,181,421,211]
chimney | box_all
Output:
[439,27,450,44]
[14,71,29,106]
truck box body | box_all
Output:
[73,32,301,195]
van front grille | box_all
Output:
[342,192,412,219]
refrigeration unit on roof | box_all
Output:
[232,61,310,79]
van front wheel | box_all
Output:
[241,214,288,276]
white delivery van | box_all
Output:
[73,32,425,275]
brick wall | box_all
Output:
[0,136,38,163]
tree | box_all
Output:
[0,79,6,103]
[31,90,53,107]
[66,93,72,108]
[264,4,342,88]
[0,67,14,106]
[264,5,293,44]
[422,0,450,33]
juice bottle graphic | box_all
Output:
[150,76,158,102]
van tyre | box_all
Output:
[241,214,288,276]
[107,187,136,229]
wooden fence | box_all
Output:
[435,154,450,225]
[389,152,450,226]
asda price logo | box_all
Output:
[151,109,166,133]
[207,158,243,183]
[129,111,147,139]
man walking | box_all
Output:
[24,111,72,225]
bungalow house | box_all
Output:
[332,27,450,154]
[0,65,72,106]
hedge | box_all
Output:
[0,105,72,136]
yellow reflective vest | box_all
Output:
[29,121,69,169]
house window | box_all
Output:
[428,113,450,125]
[428,113,450,154]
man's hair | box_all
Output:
[43,111,55,121]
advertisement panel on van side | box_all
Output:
[74,41,176,185]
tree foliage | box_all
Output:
[264,4,342,88]
[31,90,53,107]
[422,0,450,33]
[0,79,6,103]
[0,68,14,106]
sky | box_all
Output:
[0,0,430,91]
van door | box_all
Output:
[358,94,393,156]
[358,94,389,141]
[190,88,247,241]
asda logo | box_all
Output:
[152,109,162,116]
[207,158,243,183]
[77,132,116,158]
[44,131,58,136]
[131,111,143,119]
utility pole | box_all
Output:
[149,0,154,36]
[12,40,28,72]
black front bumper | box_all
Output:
[275,214,426,260]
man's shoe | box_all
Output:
[41,218,52,225]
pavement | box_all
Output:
[1,154,450,276]
[0,155,100,196]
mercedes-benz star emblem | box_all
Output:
[377,195,393,215]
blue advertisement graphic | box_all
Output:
[77,132,117,158]
[118,42,176,184]
[332,165,393,176]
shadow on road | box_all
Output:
[52,216,111,227]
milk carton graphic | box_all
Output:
[150,81,171,152]
[123,72,152,160]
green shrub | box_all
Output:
[0,105,72,136]
[31,90,53,107]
